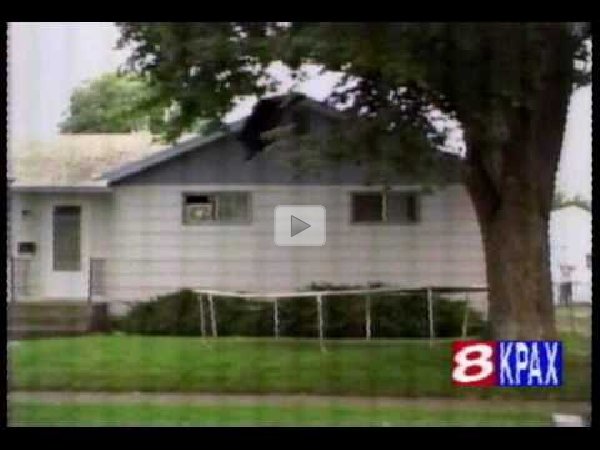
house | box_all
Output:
[549,204,592,304]
[9,95,488,315]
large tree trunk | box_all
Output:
[464,116,567,339]
[475,181,557,339]
[460,24,577,339]
[462,25,574,339]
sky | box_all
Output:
[8,22,592,200]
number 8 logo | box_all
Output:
[452,342,497,386]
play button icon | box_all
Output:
[291,215,311,237]
[275,205,326,246]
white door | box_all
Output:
[45,202,89,299]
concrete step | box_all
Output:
[7,302,109,339]
[9,324,90,332]
[8,309,92,320]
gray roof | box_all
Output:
[100,96,340,184]
[101,120,244,184]
[10,133,165,187]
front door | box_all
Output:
[46,204,88,299]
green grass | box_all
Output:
[555,305,591,337]
[9,401,552,426]
[8,335,590,401]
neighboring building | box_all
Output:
[9,96,488,314]
[549,204,592,304]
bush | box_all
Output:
[117,285,487,338]
[212,297,274,337]
[301,283,487,338]
[118,290,275,337]
[118,289,202,336]
[278,296,320,337]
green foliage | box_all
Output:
[116,287,486,338]
[60,73,161,133]
[117,289,202,336]
[209,297,274,337]
[59,72,207,135]
[115,22,591,198]
[116,22,589,145]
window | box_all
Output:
[53,206,81,271]
[183,192,251,225]
[352,193,383,222]
[387,192,420,223]
[586,254,591,269]
[351,191,420,224]
[18,242,36,255]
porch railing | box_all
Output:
[88,258,107,302]
[552,281,592,305]
[11,256,33,301]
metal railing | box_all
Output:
[552,281,592,305]
[88,258,107,302]
[193,285,489,351]
[11,256,33,301]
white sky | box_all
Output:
[8,22,592,200]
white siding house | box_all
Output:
[549,204,592,304]
[9,97,488,314]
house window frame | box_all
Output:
[182,191,253,226]
[349,190,421,225]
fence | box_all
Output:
[11,256,33,300]
[8,256,106,303]
[89,258,107,300]
[552,281,592,305]
[186,286,488,350]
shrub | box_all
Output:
[117,285,487,338]
[278,296,320,337]
[302,283,487,338]
[212,297,274,337]
[118,289,202,336]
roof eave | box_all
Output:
[101,122,245,185]
[10,184,112,193]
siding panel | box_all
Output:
[106,184,487,300]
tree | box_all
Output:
[60,72,207,135]
[117,22,591,339]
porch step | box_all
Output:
[7,302,109,340]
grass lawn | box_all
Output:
[8,335,590,401]
[8,400,553,426]
[555,305,592,337]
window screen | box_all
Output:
[53,206,81,271]
[387,192,420,223]
[217,192,251,222]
